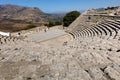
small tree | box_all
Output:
[48,21,55,27]
[63,11,80,27]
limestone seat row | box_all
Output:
[0,35,19,44]
[70,19,120,40]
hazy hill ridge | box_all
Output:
[0,4,63,22]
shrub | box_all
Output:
[63,11,80,27]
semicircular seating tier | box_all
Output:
[68,10,120,40]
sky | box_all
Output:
[0,0,120,13]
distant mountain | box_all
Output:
[0,4,63,23]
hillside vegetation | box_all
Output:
[0,4,63,32]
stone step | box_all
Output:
[89,27,97,37]
[97,24,111,39]
[95,25,108,39]
[94,26,103,38]
[79,30,86,37]
[104,20,120,30]
[91,26,100,37]
[104,65,120,80]
[83,28,91,37]
[99,23,116,39]
[88,67,108,80]
[103,22,120,39]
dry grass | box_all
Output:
[0,21,44,32]
[0,22,29,32]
